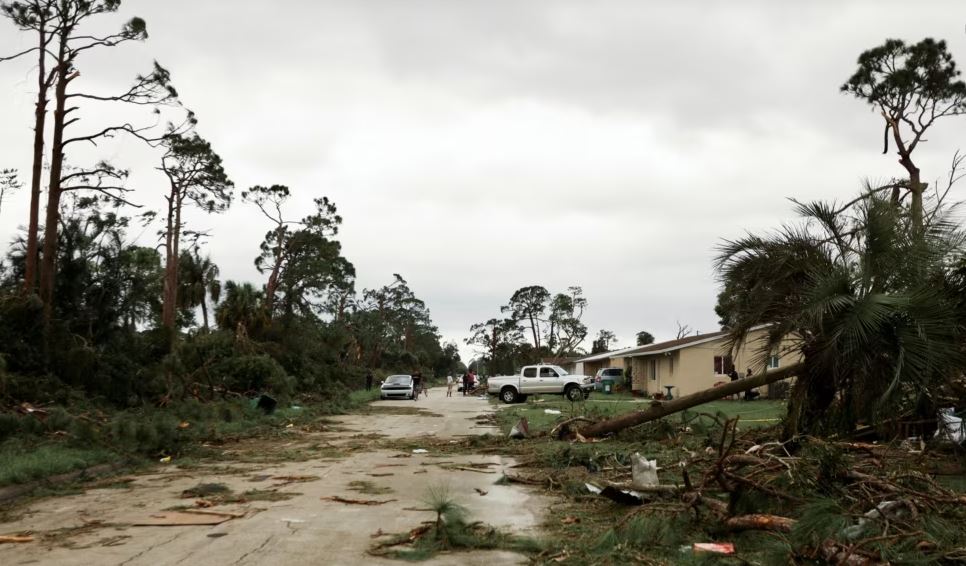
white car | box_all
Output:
[380,375,415,400]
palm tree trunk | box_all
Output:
[577,364,803,438]
[201,297,209,331]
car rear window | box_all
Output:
[603,369,622,376]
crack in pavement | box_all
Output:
[117,531,184,566]
[233,534,274,565]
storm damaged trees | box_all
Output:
[159,133,232,332]
[0,0,181,326]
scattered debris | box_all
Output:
[724,514,795,533]
[508,417,529,439]
[247,474,272,482]
[0,535,34,544]
[935,408,965,444]
[272,475,318,483]
[181,483,231,499]
[692,542,735,555]
[15,403,48,420]
[178,421,190,429]
[207,533,228,538]
[368,473,394,477]
[544,409,562,415]
[414,470,428,474]
[630,453,659,488]
[133,511,238,526]
[412,449,429,454]
[159,456,172,463]
[255,394,278,415]
[561,515,580,525]
[474,488,488,496]
[585,483,646,506]
[321,496,397,506]
[448,466,496,474]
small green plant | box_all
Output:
[422,483,466,539]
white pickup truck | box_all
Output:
[487,364,595,404]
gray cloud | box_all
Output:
[1,0,965,363]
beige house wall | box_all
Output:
[629,329,801,397]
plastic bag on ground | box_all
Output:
[631,453,659,488]
[934,408,965,444]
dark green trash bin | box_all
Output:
[602,379,614,394]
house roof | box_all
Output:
[622,330,730,358]
[577,331,731,364]
[575,345,645,363]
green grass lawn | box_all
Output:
[494,394,786,435]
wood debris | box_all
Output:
[320,496,397,506]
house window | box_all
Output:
[768,355,780,369]
[713,355,734,375]
[648,359,657,381]
[669,354,674,375]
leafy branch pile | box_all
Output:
[496,412,966,565]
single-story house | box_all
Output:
[623,328,800,397]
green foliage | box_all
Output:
[716,192,966,435]
[0,440,117,485]
[636,330,655,346]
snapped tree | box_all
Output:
[242,185,351,320]
[0,0,57,294]
[159,132,232,332]
[842,38,966,233]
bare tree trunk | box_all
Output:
[263,228,286,317]
[161,188,182,331]
[529,314,540,351]
[38,36,71,322]
[576,364,803,438]
[24,15,50,295]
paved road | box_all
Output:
[0,389,546,565]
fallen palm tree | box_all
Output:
[569,363,802,438]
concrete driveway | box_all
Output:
[0,388,546,565]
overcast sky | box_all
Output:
[1,1,965,363]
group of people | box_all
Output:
[727,368,761,400]
[444,370,480,397]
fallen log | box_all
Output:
[576,363,803,438]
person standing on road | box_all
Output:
[446,375,454,397]
[461,371,471,396]
[365,370,374,392]
[411,370,422,401]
